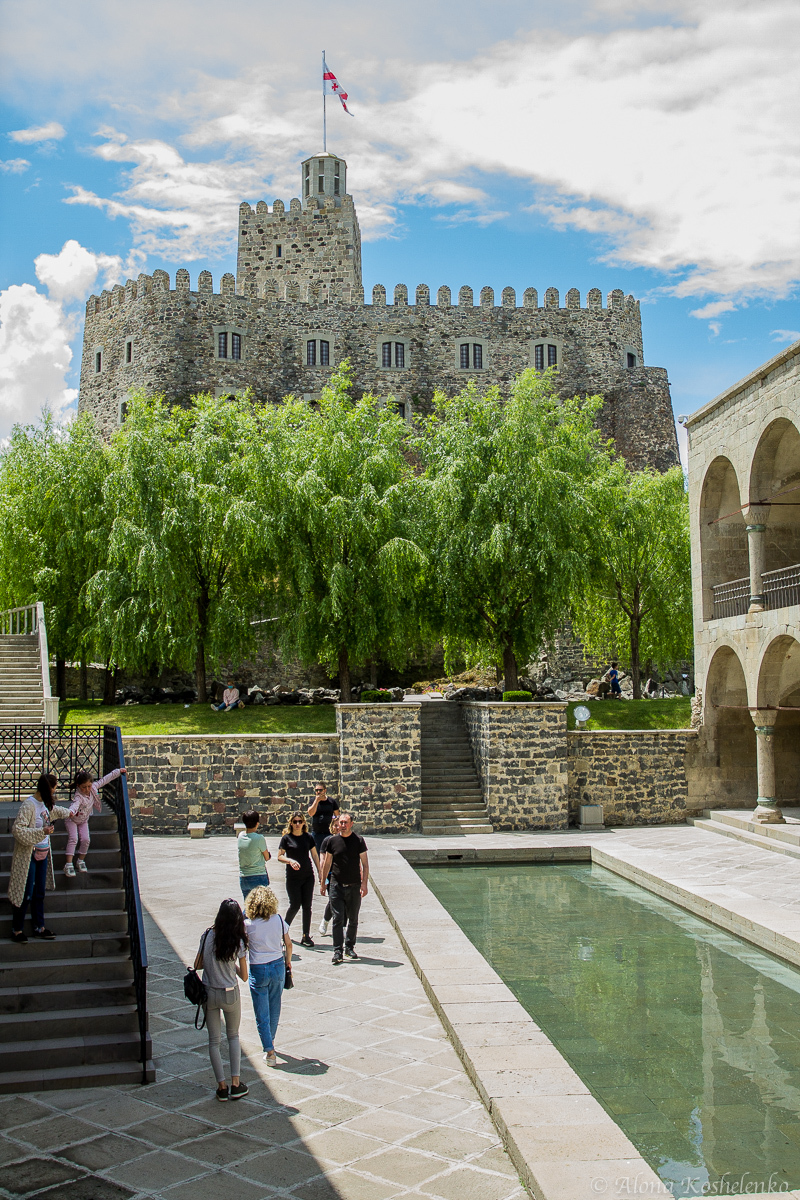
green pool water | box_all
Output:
[416,863,800,1197]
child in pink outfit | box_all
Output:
[64,767,127,877]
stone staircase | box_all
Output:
[690,807,800,861]
[0,635,45,726]
[420,702,493,834]
[0,804,154,1092]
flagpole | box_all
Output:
[322,50,327,152]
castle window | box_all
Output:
[320,340,330,367]
[378,339,410,370]
[94,350,102,373]
[473,343,483,369]
[307,340,316,366]
[276,245,282,258]
[125,339,133,365]
[304,162,310,197]
[627,351,637,368]
[457,339,488,371]
[460,343,470,369]
[334,161,340,196]
[305,332,335,369]
[214,326,245,362]
[393,402,406,420]
[531,338,563,372]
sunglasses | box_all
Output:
[291,819,303,825]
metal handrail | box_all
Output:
[102,725,149,1082]
[762,562,800,609]
[0,604,39,636]
[711,575,750,619]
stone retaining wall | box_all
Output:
[124,734,339,835]
[337,704,421,834]
[462,702,569,830]
[567,729,699,825]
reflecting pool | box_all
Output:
[417,863,800,1196]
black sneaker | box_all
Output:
[300,935,315,947]
[332,949,344,965]
[10,930,27,944]
[216,1084,229,1102]
[344,947,359,960]
[32,928,55,940]
[229,1082,249,1100]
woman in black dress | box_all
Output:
[277,813,322,948]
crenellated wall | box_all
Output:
[79,266,676,470]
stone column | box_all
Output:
[751,709,784,823]
[746,505,768,613]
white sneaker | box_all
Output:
[318,919,329,936]
[64,863,76,878]
[263,1050,277,1066]
[76,860,88,873]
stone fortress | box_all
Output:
[78,149,679,471]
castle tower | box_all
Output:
[236,151,362,301]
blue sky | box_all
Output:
[2,0,800,453]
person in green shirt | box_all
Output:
[238,812,271,901]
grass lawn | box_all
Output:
[566,697,692,731]
[59,700,337,736]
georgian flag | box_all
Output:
[323,58,353,115]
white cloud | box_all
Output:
[689,300,738,320]
[8,121,65,143]
[0,284,77,439]
[770,328,800,344]
[0,241,143,440]
[0,158,30,173]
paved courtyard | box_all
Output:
[0,835,528,1200]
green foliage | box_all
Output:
[89,391,267,701]
[502,690,532,702]
[260,363,426,697]
[360,689,393,703]
[60,700,337,735]
[0,412,111,668]
[413,370,613,689]
[572,466,692,698]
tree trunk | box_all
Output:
[102,663,116,706]
[369,658,378,688]
[338,646,351,702]
[195,643,207,704]
[56,658,66,700]
[630,613,642,700]
[502,640,519,692]
[79,657,88,702]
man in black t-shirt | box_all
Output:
[307,782,340,857]
[319,812,369,965]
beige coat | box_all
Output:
[8,796,70,909]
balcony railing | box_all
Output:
[762,563,800,610]
[712,562,800,619]
[712,577,750,619]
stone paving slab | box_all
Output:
[0,834,528,1200]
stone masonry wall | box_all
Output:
[124,734,339,835]
[461,702,569,830]
[336,704,421,835]
[567,729,699,826]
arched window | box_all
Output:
[456,341,487,371]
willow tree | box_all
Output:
[90,392,266,701]
[0,413,111,698]
[414,370,612,691]
[259,364,425,698]
[572,465,692,698]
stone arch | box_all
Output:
[704,644,756,807]
[748,417,800,587]
[699,456,748,620]
[757,635,800,807]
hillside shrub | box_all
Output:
[503,690,533,702]
[361,689,393,703]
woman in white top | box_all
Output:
[195,898,249,1101]
[244,886,292,1066]
[9,773,71,943]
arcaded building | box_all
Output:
[77,150,679,472]
[687,341,800,820]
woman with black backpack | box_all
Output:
[194,898,249,1101]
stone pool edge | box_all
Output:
[369,844,663,1200]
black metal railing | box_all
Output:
[0,724,149,1082]
[762,562,800,610]
[102,726,149,1082]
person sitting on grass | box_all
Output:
[211,682,244,712]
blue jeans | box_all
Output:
[240,872,270,901]
[13,854,48,932]
[249,959,285,1052]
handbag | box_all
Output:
[184,929,209,1029]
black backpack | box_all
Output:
[184,929,209,1029]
